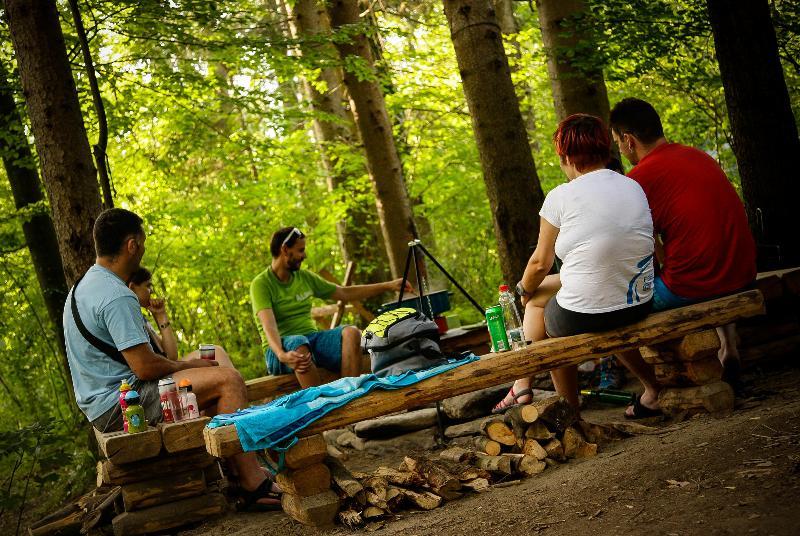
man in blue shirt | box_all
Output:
[64,208,279,510]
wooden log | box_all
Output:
[98,449,214,487]
[94,427,161,465]
[205,291,765,456]
[473,436,501,456]
[520,439,547,460]
[654,356,723,387]
[480,418,516,446]
[525,422,555,441]
[501,454,546,476]
[439,447,475,463]
[542,438,565,461]
[281,434,327,469]
[28,509,83,536]
[328,458,364,498]
[472,453,513,475]
[326,444,347,461]
[158,417,211,453]
[783,268,800,299]
[462,477,491,492]
[504,404,539,439]
[754,274,785,303]
[401,489,442,510]
[111,493,226,536]
[458,467,494,482]
[373,466,425,487]
[575,420,630,444]
[440,383,512,420]
[562,427,597,459]
[400,457,462,500]
[121,470,206,511]
[673,330,720,360]
[530,396,577,434]
[204,461,224,484]
[658,381,735,415]
[276,463,331,497]
[338,509,363,528]
[353,408,438,439]
[444,416,489,438]
[281,490,340,527]
[362,506,385,519]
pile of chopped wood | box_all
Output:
[331,396,598,527]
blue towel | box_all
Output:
[208,354,479,453]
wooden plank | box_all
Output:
[205,290,764,457]
[159,417,211,453]
[275,463,331,497]
[111,493,226,536]
[281,490,340,527]
[658,381,734,415]
[121,470,206,511]
[282,434,328,469]
[98,449,214,486]
[94,427,162,465]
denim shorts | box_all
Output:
[651,276,697,312]
[266,326,345,375]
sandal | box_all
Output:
[624,394,662,420]
[237,477,282,512]
[492,387,533,414]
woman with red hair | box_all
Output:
[494,114,655,414]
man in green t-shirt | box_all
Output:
[250,227,411,388]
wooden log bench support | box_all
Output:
[204,290,765,458]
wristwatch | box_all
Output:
[515,281,531,298]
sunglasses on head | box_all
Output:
[281,227,302,248]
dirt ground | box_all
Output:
[187,360,800,536]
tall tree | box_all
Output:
[707,0,800,268]
[287,0,388,282]
[327,0,419,279]
[443,0,545,286]
[535,0,612,123]
[0,60,73,403]
[5,0,102,285]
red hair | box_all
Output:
[552,114,611,172]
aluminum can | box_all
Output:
[157,377,184,423]
[486,305,509,352]
[199,344,216,360]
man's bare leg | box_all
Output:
[717,323,743,390]
[173,366,279,504]
[550,365,580,410]
[340,326,363,377]
[616,348,661,416]
[292,344,322,389]
[495,275,560,410]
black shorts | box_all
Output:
[544,298,652,338]
[91,380,163,433]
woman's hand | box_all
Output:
[148,298,168,323]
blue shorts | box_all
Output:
[652,276,696,312]
[265,326,345,376]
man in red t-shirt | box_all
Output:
[609,98,757,417]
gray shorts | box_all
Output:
[91,380,163,433]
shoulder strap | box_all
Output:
[70,273,128,365]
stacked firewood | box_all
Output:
[332,396,597,527]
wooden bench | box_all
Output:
[206,289,765,458]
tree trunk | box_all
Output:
[443,0,545,286]
[707,0,800,268]
[535,0,612,123]
[5,0,102,286]
[0,60,73,403]
[287,0,389,283]
[327,0,419,279]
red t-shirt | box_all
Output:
[628,143,756,299]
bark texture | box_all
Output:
[327,0,418,279]
[535,0,611,123]
[5,0,102,285]
[444,0,545,286]
[707,0,800,268]
[288,0,389,282]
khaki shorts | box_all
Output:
[91,380,162,433]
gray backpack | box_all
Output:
[361,307,448,377]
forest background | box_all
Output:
[0,0,798,530]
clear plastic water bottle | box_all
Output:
[498,284,526,350]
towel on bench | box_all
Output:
[208,353,479,453]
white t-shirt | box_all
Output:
[539,168,655,314]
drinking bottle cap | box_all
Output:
[499,284,509,292]
[119,379,132,391]
[124,390,141,405]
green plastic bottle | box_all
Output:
[124,390,148,433]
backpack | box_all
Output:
[361,307,448,377]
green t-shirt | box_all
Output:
[250,267,337,351]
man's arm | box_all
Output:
[255,308,312,373]
[122,343,217,381]
[330,278,412,303]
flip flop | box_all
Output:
[236,477,282,512]
[492,387,533,414]
[624,394,662,420]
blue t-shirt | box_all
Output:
[63,264,150,421]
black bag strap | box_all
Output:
[70,273,128,365]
